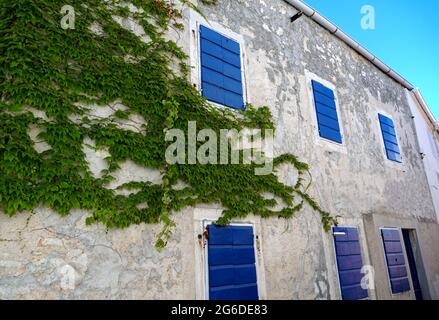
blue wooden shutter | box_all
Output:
[311,80,342,143]
[378,114,402,162]
[333,227,368,300]
[207,224,258,300]
[200,26,244,110]
[381,228,411,294]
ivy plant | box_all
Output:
[0,0,337,249]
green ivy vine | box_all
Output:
[0,0,337,249]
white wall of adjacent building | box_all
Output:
[407,90,439,222]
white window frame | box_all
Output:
[305,70,347,154]
[189,10,249,112]
[193,207,267,300]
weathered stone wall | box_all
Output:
[1,0,438,300]
[0,207,195,299]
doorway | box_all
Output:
[401,229,424,300]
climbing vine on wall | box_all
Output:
[0,0,337,249]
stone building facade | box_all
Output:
[1,0,439,300]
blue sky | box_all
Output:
[303,0,439,119]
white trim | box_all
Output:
[304,70,347,154]
[375,111,406,169]
[188,10,249,112]
[413,89,438,131]
[193,207,267,300]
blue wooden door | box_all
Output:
[333,226,368,300]
[207,224,258,300]
[381,228,411,294]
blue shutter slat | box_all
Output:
[202,82,225,105]
[312,80,335,99]
[207,225,258,300]
[200,25,222,45]
[345,228,360,241]
[390,278,411,294]
[210,284,258,300]
[235,284,259,300]
[201,68,242,96]
[222,63,242,81]
[209,246,236,265]
[384,241,403,253]
[339,269,364,286]
[209,266,235,287]
[387,150,402,163]
[336,255,363,271]
[382,229,401,241]
[382,131,398,145]
[379,114,395,127]
[209,265,257,288]
[386,253,406,266]
[201,53,223,73]
[221,49,241,68]
[234,265,257,284]
[341,285,369,301]
[384,141,400,154]
[201,40,241,68]
[200,38,223,60]
[315,103,338,120]
[201,54,241,81]
[208,245,256,265]
[333,227,359,242]
[381,228,411,294]
[201,67,224,88]
[201,67,242,95]
[388,265,408,278]
[209,286,237,300]
[333,227,368,300]
[317,112,341,132]
[232,226,254,245]
[223,78,243,95]
[208,225,234,244]
[224,91,244,110]
[319,126,342,144]
[233,246,256,264]
[221,37,241,54]
[381,123,397,136]
[335,241,361,256]
[333,228,350,241]
[313,91,337,110]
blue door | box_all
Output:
[333,226,368,300]
[207,224,258,300]
[381,228,411,294]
